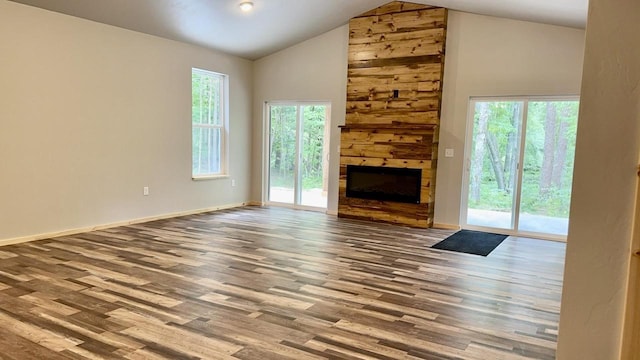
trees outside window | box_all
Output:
[192,68,227,178]
[267,103,330,208]
[465,98,579,236]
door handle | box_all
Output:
[635,250,640,257]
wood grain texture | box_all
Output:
[356,1,437,17]
[350,9,447,38]
[0,206,565,359]
[345,112,440,126]
[339,1,447,228]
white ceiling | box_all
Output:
[9,0,588,60]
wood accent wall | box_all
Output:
[338,1,447,228]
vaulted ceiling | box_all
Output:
[9,0,588,60]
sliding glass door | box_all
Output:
[465,101,523,230]
[462,97,579,238]
[267,103,330,209]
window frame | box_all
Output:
[191,68,229,180]
[460,94,580,241]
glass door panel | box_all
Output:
[300,105,329,208]
[466,101,523,230]
[267,103,330,209]
[464,97,579,239]
[268,105,297,204]
[518,101,579,235]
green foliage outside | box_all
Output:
[269,105,327,190]
[469,100,579,218]
[192,72,221,126]
[192,70,223,175]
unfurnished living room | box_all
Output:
[0,0,638,359]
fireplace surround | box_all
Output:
[337,2,447,228]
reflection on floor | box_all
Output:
[467,208,569,235]
[0,206,566,359]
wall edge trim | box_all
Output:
[432,223,461,230]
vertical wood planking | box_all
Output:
[339,1,447,228]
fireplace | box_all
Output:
[346,165,421,204]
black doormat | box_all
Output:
[432,230,508,256]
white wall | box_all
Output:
[252,25,349,212]
[557,0,640,358]
[436,11,585,226]
[0,1,253,241]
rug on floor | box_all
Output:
[431,229,508,256]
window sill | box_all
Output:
[192,175,229,181]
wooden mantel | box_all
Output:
[338,1,448,228]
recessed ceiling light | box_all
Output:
[239,1,254,12]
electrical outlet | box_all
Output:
[445,148,454,158]
[231,179,236,187]
[143,186,149,196]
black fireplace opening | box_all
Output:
[346,165,422,204]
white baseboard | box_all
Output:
[0,202,248,247]
[326,210,338,216]
[433,223,461,230]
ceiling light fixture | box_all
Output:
[239,1,254,12]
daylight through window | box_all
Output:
[463,96,579,238]
[192,68,227,178]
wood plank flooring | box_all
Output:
[0,206,565,359]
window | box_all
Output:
[462,96,579,239]
[266,102,331,209]
[192,68,228,178]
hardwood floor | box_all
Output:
[0,206,565,359]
